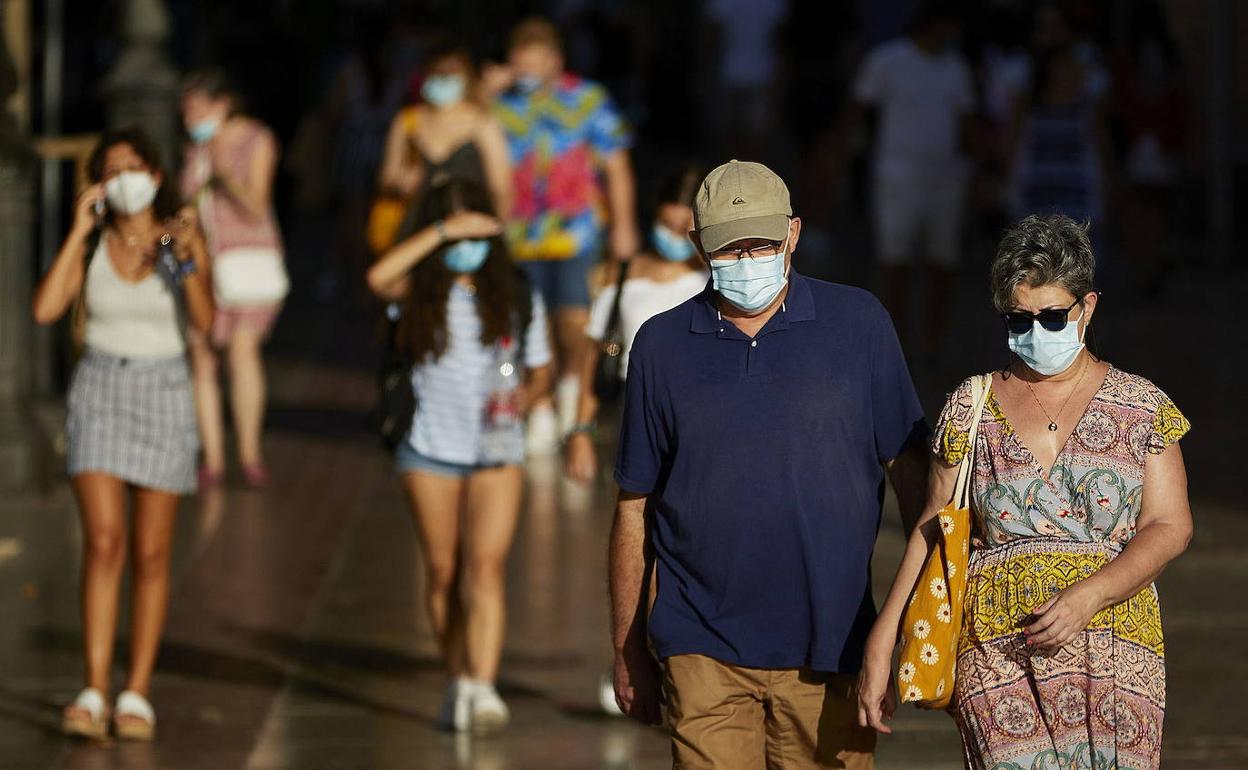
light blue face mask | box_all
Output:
[444,239,491,273]
[422,74,467,107]
[1008,308,1086,375]
[652,223,694,262]
[188,118,220,144]
[515,74,544,94]
[709,248,788,313]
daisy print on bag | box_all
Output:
[936,603,953,623]
[930,577,948,599]
[913,619,932,640]
[899,661,917,682]
[919,644,940,666]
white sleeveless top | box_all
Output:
[586,270,708,379]
[83,240,185,358]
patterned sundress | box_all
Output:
[932,366,1190,770]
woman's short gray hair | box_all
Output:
[990,215,1096,312]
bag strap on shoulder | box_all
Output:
[952,373,994,510]
[602,260,630,344]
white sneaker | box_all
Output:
[525,405,560,457]
[599,672,623,716]
[438,677,472,732]
[469,684,510,735]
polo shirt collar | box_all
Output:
[689,271,817,334]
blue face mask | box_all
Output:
[515,74,544,94]
[709,248,788,313]
[188,118,220,144]
[1008,309,1086,375]
[422,74,466,107]
[652,223,694,262]
[443,239,491,273]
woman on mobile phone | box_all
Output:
[32,126,214,741]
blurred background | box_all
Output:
[0,1,1244,768]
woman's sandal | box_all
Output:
[113,690,156,741]
[62,688,109,740]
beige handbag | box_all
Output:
[897,373,991,710]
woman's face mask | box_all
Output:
[652,223,695,262]
[422,74,467,107]
[443,239,491,273]
[104,171,160,215]
[1007,307,1086,375]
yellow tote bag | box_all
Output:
[897,373,991,710]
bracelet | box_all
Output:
[434,220,448,243]
[565,422,597,441]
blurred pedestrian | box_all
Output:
[366,178,552,734]
[1007,4,1112,246]
[374,46,513,244]
[850,0,974,363]
[326,15,411,294]
[564,165,705,486]
[32,127,214,741]
[493,17,639,454]
[1111,0,1188,301]
[858,215,1192,770]
[180,69,286,488]
[610,161,928,768]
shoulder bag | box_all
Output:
[897,373,992,710]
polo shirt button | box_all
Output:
[751,340,757,347]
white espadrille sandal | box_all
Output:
[113,690,156,741]
[62,688,109,740]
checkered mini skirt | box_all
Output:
[66,349,199,494]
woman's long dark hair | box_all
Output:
[399,179,527,364]
[87,126,182,222]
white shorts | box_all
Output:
[872,164,967,268]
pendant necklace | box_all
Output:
[1022,355,1089,432]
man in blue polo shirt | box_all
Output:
[609,160,929,769]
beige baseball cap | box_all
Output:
[693,160,792,253]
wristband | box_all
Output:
[434,220,448,243]
[565,422,597,441]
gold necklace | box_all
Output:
[1020,355,1089,432]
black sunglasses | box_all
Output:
[1000,299,1082,335]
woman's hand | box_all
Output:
[856,646,898,734]
[1025,581,1103,654]
[71,184,105,237]
[168,206,203,263]
[441,211,503,241]
[564,432,598,484]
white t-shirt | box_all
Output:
[586,271,708,379]
[853,38,974,177]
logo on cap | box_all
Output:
[731,197,746,205]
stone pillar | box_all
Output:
[0,0,36,490]
[101,0,179,170]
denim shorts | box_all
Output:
[395,442,499,478]
[520,247,596,309]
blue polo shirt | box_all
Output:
[615,272,927,672]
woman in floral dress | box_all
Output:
[858,214,1193,770]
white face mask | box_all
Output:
[104,171,160,215]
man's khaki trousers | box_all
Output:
[665,654,877,770]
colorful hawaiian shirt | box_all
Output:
[494,74,631,261]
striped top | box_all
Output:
[407,284,551,465]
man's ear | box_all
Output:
[787,217,802,253]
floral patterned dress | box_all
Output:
[932,366,1190,770]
